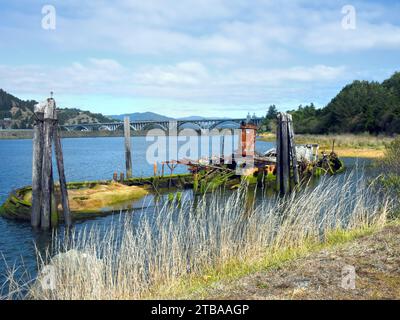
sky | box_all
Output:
[0,0,399,118]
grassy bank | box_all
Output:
[259,133,394,158]
[200,221,400,299]
[4,170,392,300]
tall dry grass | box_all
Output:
[295,134,394,150]
[4,171,391,300]
[260,133,394,149]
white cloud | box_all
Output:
[0,59,346,105]
[0,0,399,113]
[304,22,400,53]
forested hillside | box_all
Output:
[264,72,400,134]
[0,89,114,129]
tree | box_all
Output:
[266,105,278,120]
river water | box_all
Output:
[0,136,374,291]
[0,136,278,285]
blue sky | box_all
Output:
[0,0,399,118]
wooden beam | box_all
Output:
[54,125,72,227]
[280,113,290,195]
[31,112,44,228]
[276,113,282,194]
[124,116,132,178]
[287,114,299,186]
[41,118,54,229]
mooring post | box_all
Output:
[31,107,44,228]
[32,96,71,229]
[40,99,56,229]
[54,125,72,227]
[276,113,282,194]
[221,134,225,160]
[287,114,299,186]
[153,162,158,176]
[277,113,290,195]
[124,116,132,179]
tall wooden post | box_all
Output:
[277,113,289,195]
[287,114,299,185]
[276,114,282,193]
[32,96,71,229]
[277,113,299,196]
[54,125,72,227]
[31,110,44,228]
[124,116,132,179]
[41,113,55,229]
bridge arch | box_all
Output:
[209,120,242,131]
[141,123,168,132]
[74,125,91,132]
[98,125,112,131]
[177,121,204,131]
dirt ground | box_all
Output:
[204,225,400,300]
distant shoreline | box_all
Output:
[0,129,219,139]
[0,129,146,140]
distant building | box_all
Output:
[0,118,12,129]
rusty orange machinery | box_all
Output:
[240,122,258,157]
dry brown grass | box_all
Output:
[4,172,392,300]
[259,133,394,158]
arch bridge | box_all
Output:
[60,117,263,133]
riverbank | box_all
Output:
[259,133,394,158]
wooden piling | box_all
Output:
[31,97,71,230]
[221,135,225,160]
[280,113,290,195]
[113,172,118,181]
[287,114,299,186]
[276,113,282,194]
[120,172,125,183]
[277,113,299,195]
[41,118,54,229]
[124,116,132,179]
[54,125,72,227]
[31,112,44,228]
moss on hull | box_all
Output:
[22,183,149,214]
[0,174,194,221]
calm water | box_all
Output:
[0,136,275,286]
